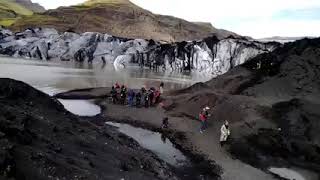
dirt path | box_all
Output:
[101,102,276,180]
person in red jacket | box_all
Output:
[199,106,210,133]
[115,82,120,89]
[199,111,208,133]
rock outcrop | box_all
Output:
[0,27,279,76]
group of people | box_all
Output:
[109,82,164,108]
[109,82,231,147]
[199,106,231,146]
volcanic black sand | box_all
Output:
[0,78,223,180]
[165,38,320,179]
[56,38,320,180]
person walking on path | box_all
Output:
[220,120,231,147]
[199,106,210,133]
[199,111,208,134]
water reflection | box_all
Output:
[58,99,101,116]
[0,56,211,93]
[268,167,318,180]
[105,121,189,167]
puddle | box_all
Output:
[105,121,217,180]
[33,86,101,117]
[58,99,101,116]
[105,121,188,166]
[268,167,319,180]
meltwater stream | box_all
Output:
[268,167,319,180]
[105,122,189,167]
[104,122,214,180]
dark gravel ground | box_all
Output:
[0,78,183,180]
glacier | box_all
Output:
[0,27,280,76]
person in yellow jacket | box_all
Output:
[220,120,231,147]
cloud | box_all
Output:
[31,0,84,9]
[273,8,320,20]
[131,0,320,38]
[131,0,320,20]
[233,19,320,38]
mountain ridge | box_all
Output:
[8,0,239,42]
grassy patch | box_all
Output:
[0,18,16,26]
[11,14,61,30]
[0,8,16,18]
[72,5,91,11]
[0,0,34,26]
[16,14,60,25]
[0,0,33,16]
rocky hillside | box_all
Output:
[166,37,320,173]
[0,27,279,76]
[0,78,184,180]
[15,0,45,13]
[0,0,45,27]
[9,0,238,42]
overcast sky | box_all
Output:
[31,0,320,38]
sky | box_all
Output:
[31,0,320,38]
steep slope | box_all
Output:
[0,0,33,16]
[0,0,44,27]
[10,0,237,42]
[165,37,320,174]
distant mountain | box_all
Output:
[15,0,45,13]
[9,0,239,42]
[257,36,317,43]
[0,0,45,27]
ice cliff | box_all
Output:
[0,27,279,76]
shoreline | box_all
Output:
[58,85,320,180]
[59,87,278,180]
[98,102,278,180]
